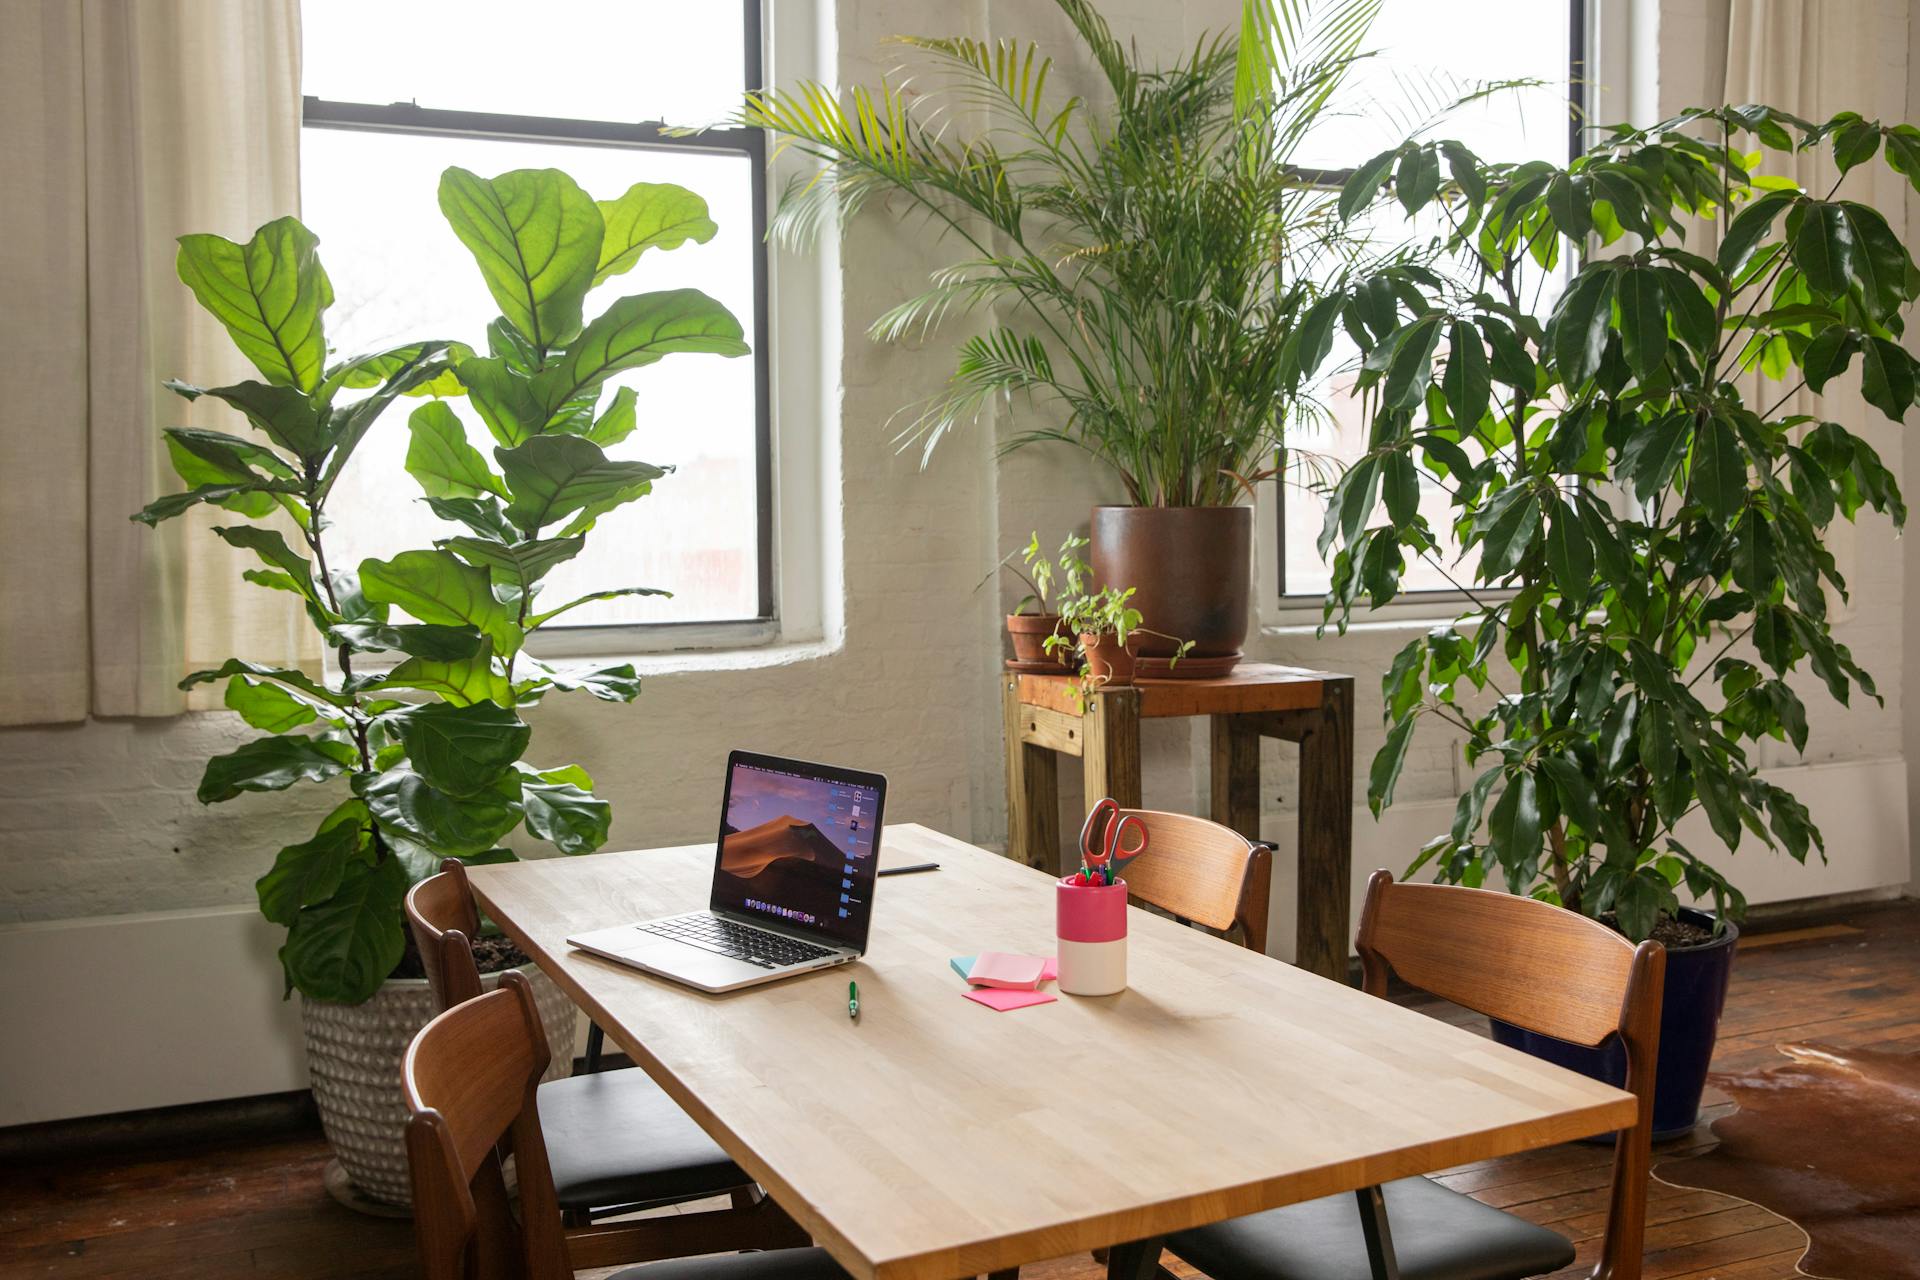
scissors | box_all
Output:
[1078,796,1148,883]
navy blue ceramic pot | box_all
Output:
[1490,906,1737,1141]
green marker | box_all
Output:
[848,980,860,1021]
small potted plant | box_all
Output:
[1038,535,1192,691]
[998,532,1071,669]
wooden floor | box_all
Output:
[3,899,1913,1280]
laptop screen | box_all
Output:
[710,752,887,951]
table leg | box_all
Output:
[1354,1185,1402,1280]
[1002,679,1061,871]
[1295,678,1354,984]
[1082,686,1142,817]
[1104,1236,1166,1280]
[1209,713,1261,840]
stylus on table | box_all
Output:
[876,862,940,877]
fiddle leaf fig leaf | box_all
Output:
[355,768,525,856]
[404,400,506,499]
[385,701,530,796]
[224,674,334,732]
[326,622,485,661]
[438,167,603,352]
[257,807,369,927]
[528,289,748,423]
[526,586,670,629]
[496,434,665,535]
[196,734,357,803]
[377,642,515,707]
[213,526,317,603]
[520,779,612,854]
[359,549,521,657]
[175,216,332,392]
[594,182,718,284]
[278,852,408,1004]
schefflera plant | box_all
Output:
[134,169,746,1002]
[1320,106,1916,940]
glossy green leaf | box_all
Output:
[594,182,718,284]
[1800,327,1858,394]
[359,550,520,656]
[131,482,298,527]
[525,586,670,630]
[1476,485,1540,579]
[257,809,368,927]
[387,702,530,796]
[439,535,584,599]
[1616,267,1668,382]
[278,853,408,1003]
[356,769,524,856]
[175,216,332,391]
[438,167,603,351]
[1716,189,1793,277]
[577,385,639,447]
[520,779,612,854]
[528,289,748,422]
[327,622,485,661]
[496,434,664,536]
[213,526,317,602]
[1860,336,1914,421]
[1396,145,1441,214]
[1831,118,1881,173]
[1487,772,1544,892]
[1545,496,1594,604]
[1442,321,1491,428]
[224,675,327,732]
[1690,415,1747,521]
[1552,267,1615,387]
[404,401,505,499]
[180,658,350,707]
[1383,317,1442,411]
[197,734,357,803]
[454,356,545,449]
[378,644,515,707]
[1339,148,1400,221]
[168,380,329,458]
[1367,716,1416,816]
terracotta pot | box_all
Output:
[1090,505,1252,675]
[1080,632,1136,687]
[1005,612,1071,668]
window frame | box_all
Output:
[1268,0,1590,614]
[299,0,777,650]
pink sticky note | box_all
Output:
[964,987,1058,1012]
[967,952,1048,989]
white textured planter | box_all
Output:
[302,967,579,1207]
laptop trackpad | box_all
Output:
[627,937,768,986]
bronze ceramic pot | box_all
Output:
[1090,505,1251,676]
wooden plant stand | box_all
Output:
[1000,663,1356,982]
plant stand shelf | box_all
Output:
[1000,662,1355,982]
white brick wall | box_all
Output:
[0,0,1910,936]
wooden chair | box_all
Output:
[405,860,808,1270]
[1115,809,1273,953]
[1163,870,1666,1280]
[404,970,846,1280]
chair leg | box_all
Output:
[585,1020,607,1073]
[565,1187,810,1271]
[1354,1185,1402,1280]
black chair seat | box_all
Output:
[1167,1175,1576,1280]
[539,1068,750,1211]
[612,1246,850,1280]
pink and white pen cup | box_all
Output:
[1056,874,1128,995]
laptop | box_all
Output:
[566,751,888,993]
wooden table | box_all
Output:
[470,826,1634,1280]
[1002,663,1355,980]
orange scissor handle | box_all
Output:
[1080,798,1148,868]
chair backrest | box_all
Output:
[1355,871,1666,1280]
[1117,809,1271,953]
[404,971,572,1280]
[405,858,485,1013]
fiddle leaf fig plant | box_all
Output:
[134,171,747,1002]
[1323,106,1915,940]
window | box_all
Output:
[299,2,771,635]
[1276,0,1585,601]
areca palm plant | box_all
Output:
[743,0,1382,506]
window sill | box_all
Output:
[546,636,838,679]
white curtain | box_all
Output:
[1701,1,1914,598]
[0,0,315,725]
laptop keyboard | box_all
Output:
[642,914,837,969]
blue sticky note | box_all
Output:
[949,955,977,981]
